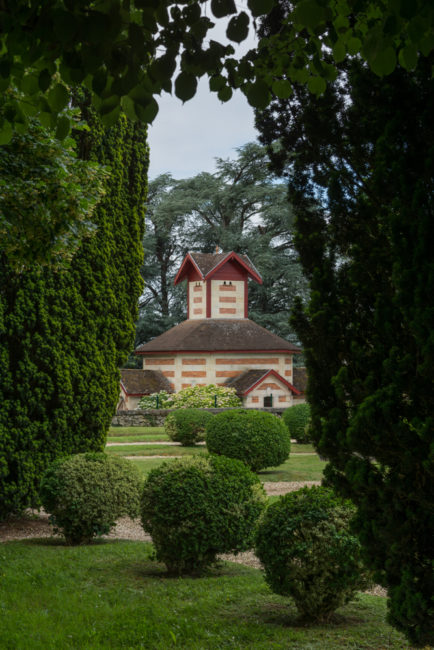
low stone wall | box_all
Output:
[111,407,286,427]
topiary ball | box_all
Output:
[205,409,290,472]
[141,454,266,575]
[282,403,311,443]
[255,486,369,621]
[164,408,213,446]
[40,453,142,544]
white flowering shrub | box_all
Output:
[139,385,241,409]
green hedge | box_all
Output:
[164,409,213,446]
[205,409,290,472]
[141,454,266,574]
[282,404,311,443]
[40,453,142,544]
[255,486,369,621]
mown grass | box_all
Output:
[0,540,409,649]
[128,453,326,482]
[106,444,205,457]
[107,428,316,453]
[259,455,326,482]
[108,426,168,441]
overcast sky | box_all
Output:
[147,12,259,180]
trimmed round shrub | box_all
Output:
[255,486,369,621]
[205,409,290,472]
[141,454,266,574]
[282,403,311,443]
[40,453,142,544]
[164,408,213,446]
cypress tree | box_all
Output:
[256,57,434,646]
[0,108,148,518]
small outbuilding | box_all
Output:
[118,369,174,411]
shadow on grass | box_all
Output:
[254,601,366,629]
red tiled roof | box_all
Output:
[174,251,262,285]
[120,369,174,395]
[225,369,301,396]
[190,251,260,279]
[135,319,300,354]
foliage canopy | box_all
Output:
[206,409,291,471]
[40,453,141,544]
[0,119,105,269]
[0,1,432,142]
[256,54,434,646]
[141,454,266,574]
[255,486,369,620]
[0,106,148,519]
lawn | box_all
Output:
[0,540,410,649]
[128,453,326,482]
[108,426,168,442]
[106,444,205,457]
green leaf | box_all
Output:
[121,95,138,121]
[245,80,271,109]
[21,73,39,96]
[226,13,249,44]
[209,75,226,91]
[420,33,434,57]
[211,0,236,19]
[307,75,326,95]
[370,46,397,77]
[332,40,346,63]
[39,112,56,130]
[134,97,159,123]
[38,69,52,92]
[218,86,232,102]
[399,44,418,71]
[247,0,275,18]
[174,72,198,102]
[100,105,121,127]
[347,37,361,56]
[150,56,177,84]
[55,116,71,140]
[294,0,326,30]
[47,83,70,112]
[0,121,13,145]
[272,79,293,99]
[92,68,108,95]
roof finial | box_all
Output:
[215,245,220,254]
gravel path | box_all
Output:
[0,482,318,544]
[0,480,385,597]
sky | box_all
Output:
[147,12,259,181]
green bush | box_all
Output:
[141,454,266,574]
[40,453,142,544]
[205,409,290,472]
[255,486,369,621]
[139,390,174,409]
[282,403,311,443]
[164,408,213,446]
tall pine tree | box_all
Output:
[0,106,148,518]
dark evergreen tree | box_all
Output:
[256,56,434,646]
[0,109,148,519]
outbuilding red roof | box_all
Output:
[120,369,174,396]
[224,369,300,396]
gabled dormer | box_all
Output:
[174,251,262,320]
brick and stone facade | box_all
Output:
[128,251,302,409]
